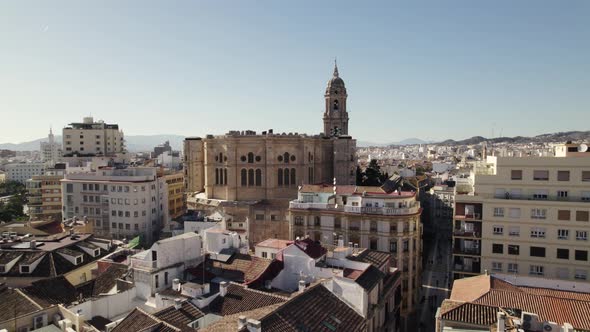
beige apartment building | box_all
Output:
[63,116,125,157]
[164,171,185,219]
[289,184,422,316]
[184,64,357,245]
[26,165,67,221]
[453,143,590,282]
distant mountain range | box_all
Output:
[2,131,587,152]
[436,131,590,146]
[0,135,185,152]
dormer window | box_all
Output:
[21,265,30,273]
[94,249,100,257]
[75,256,83,265]
[0,265,5,273]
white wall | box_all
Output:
[67,286,137,321]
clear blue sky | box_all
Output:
[1,1,589,144]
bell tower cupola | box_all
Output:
[323,60,349,137]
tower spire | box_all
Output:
[333,57,339,77]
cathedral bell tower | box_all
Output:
[323,61,349,137]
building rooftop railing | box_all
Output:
[289,201,420,216]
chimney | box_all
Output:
[219,281,228,297]
[562,323,574,332]
[246,318,261,332]
[298,280,306,293]
[30,240,36,250]
[337,238,344,248]
[237,316,247,330]
[172,279,181,292]
[497,312,506,332]
[174,298,182,310]
[484,269,489,276]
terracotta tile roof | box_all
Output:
[293,239,326,259]
[354,265,385,291]
[0,286,44,321]
[210,253,272,283]
[440,301,499,327]
[449,274,491,302]
[91,264,128,295]
[154,301,205,332]
[517,286,590,302]
[110,308,162,332]
[207,283,287,316]
[200,303,283,332]
[258,284,366,332]
[22,276,81,306]
[347,249,391,269]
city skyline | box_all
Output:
[2,1,589,143]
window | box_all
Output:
[531,208,546,219]
[558,229,569,240]
[278,169,283,186]
[582,171,590,182]
[403,240,409,252]
[255,169,262,186]
[493,208,504,217]
[283,168,290,186]
[134,211,138,217]
[112,222,117,228]
[557,170,570,181]
[493,226,503,235]
[533,189,548,200]
[492,262,503,271]
[575,250,588,261]
[530,227,546,238]
[66,183,73,193]
[530,265,544,276]
[582,192,590,201]
[530,246,546,257]
[255,214,264,221]
[125,224,130,230]
[508,263,518,273]
[575,270,588,280]
[509,208,521,218]
[492,244,503,254]
[270,214,278,221]
[508,245,519,255]
[577,231,588,241]
[576,211,589,222]
[508,226,520,237]
[155,275,159,288]
[558,210,571,221]
[511,170,522,180]
[533,170,549,180]
[557,190,568,198]
[390,241,397,253]
[291,168,296,185]
[261,252,267,258]
[119,223,123,229]
[557,248,569,259]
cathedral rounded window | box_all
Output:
[224,156,228,162]
[215,155,219,162]
[241,156,247,162]
[290,155,296,162]
[277,155,283,162]
[255,156,261,162]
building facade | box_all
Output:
[164,171,185,220]
[62,116,125,157]
[184,65,357,245]
[62,166,168,244]
[5,162,46,184]
[26,165,67,221]
[288,184,422,316]
[40,128,63,166]
[452,143,590,282]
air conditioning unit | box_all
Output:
[520,312,541,331]
[542,321,559,331]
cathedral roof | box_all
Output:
[327,61,346,88]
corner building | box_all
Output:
[184,64,357,245]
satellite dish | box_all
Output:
[578,144,588,152]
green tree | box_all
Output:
[358,159,386,186]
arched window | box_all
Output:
[284,168,290,186]
[283,152,290,164]
[219,152,223,163]
[278,169,283,186]
[241,169,247,187]
[215,168,219,185]
[224,168,228,185]
[333,99,339,110]
[248,152,254,164]
[255,169,262,186]
[291,168,296,185]
[248,169,254,186]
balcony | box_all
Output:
[345,205,420,216]
[130,258,158,270]
[454,213,482,220]
[453,247,481,256]
[453,229,481,238]
[289,202,332,210]
[453,263,481,274]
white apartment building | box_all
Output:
[5,162,46,184]
[453,142,590,282]
[40,128,62,165]
[62,166,168,244]
[62,116,125,156]
[289,184,422,316]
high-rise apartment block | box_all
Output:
[452,142,590,282]
[62,117,125,157]
[288,184,422,316]
[62,166,168,244]
[26,164,67,221]
[5,162,46,184]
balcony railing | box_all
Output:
[289,201,420,216]
[453,247,481,256]
[454,213,482,220]
[130,258,157,269]
[453,229,481,238]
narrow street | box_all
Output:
[417,226,452,332]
